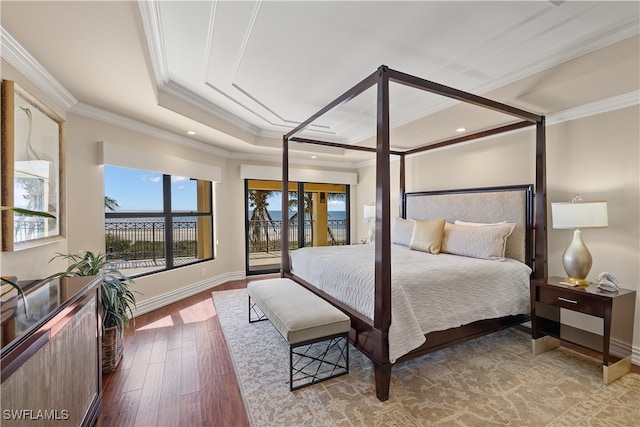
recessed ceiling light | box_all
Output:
[311,155,317,159]
[187,131,196,135]
[456,127,466,132]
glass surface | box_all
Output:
[104,165,163,211]
[172,216,204,263]
[0,276,97,352]
[245,180,349,274]
[171,177,199,212]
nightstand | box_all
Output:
[530,276,636,384]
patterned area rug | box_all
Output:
[212,289,640,426]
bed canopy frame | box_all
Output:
[280,65,547,401]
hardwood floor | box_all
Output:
[97,277,639,427]
[96,279,254,427]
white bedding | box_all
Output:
[289,244,532,363]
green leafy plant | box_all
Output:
[50,251,137,331]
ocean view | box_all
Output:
[105,211,347,223]
[105,211,348,245]
[249,211,347,221]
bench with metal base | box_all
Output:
[247,278,350,390]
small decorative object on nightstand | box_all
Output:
[530,276,636,385]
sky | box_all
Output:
[104,165,197,211]
[105,165,346,213]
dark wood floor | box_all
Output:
[97,277,639,427]
[96,279,254,427]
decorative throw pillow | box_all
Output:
[391,217,415,246]
[409,219,446,254]
[441,222,515,260]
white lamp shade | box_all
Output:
[551,201,608,229]
[363,204,376,220]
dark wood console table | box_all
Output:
[1,276,102,426]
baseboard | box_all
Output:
[131,270,246,317]
[610,337,640,367]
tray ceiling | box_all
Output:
[2,1,639,163]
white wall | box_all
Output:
[355,104,640,361]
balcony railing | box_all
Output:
[105,220,198,264]
[104,218,348,270]
[247,219,348,253]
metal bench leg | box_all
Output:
[248,296,268,323]
[290,333,349,391]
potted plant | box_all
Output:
[50,250,137,373]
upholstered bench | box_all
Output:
[247,278,350,390]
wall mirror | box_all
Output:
[1,80,65,251]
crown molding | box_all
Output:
[228,150,358,170]
[137,0,170,86]
[139,1,277,139]
[71,101,357,169]
[547,90,639,125]
[71,102,232,158]
[161,79,262,136]
[0,26,77,110]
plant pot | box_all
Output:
[102,325,124,373]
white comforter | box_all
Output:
[289,244,531,363]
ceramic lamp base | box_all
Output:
[562,229,593,285]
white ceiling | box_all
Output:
[1,1,639,165]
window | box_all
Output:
[245,179,349,274]
[104,165,214,277]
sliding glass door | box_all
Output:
[245,179,349,275]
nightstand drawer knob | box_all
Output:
[558,297,578,304]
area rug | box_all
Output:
[212,289,640,426]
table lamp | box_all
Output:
[551,197,608,287]
[363,204,376,243]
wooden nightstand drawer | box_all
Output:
[537,287,604,317]
[531,277,636,384]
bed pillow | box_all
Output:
[409,219,446,254]
[391,217,415,246]
[441,222,515,260]
[454,220,507,227]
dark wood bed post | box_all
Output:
[373,65,393,401]
[281,135,290,276]
[534,117,547,278]
[399,154,406,219]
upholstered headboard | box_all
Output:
[404,185,533,266]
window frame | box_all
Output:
[104,168,214,278]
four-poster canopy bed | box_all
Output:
[280,65,547,401]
